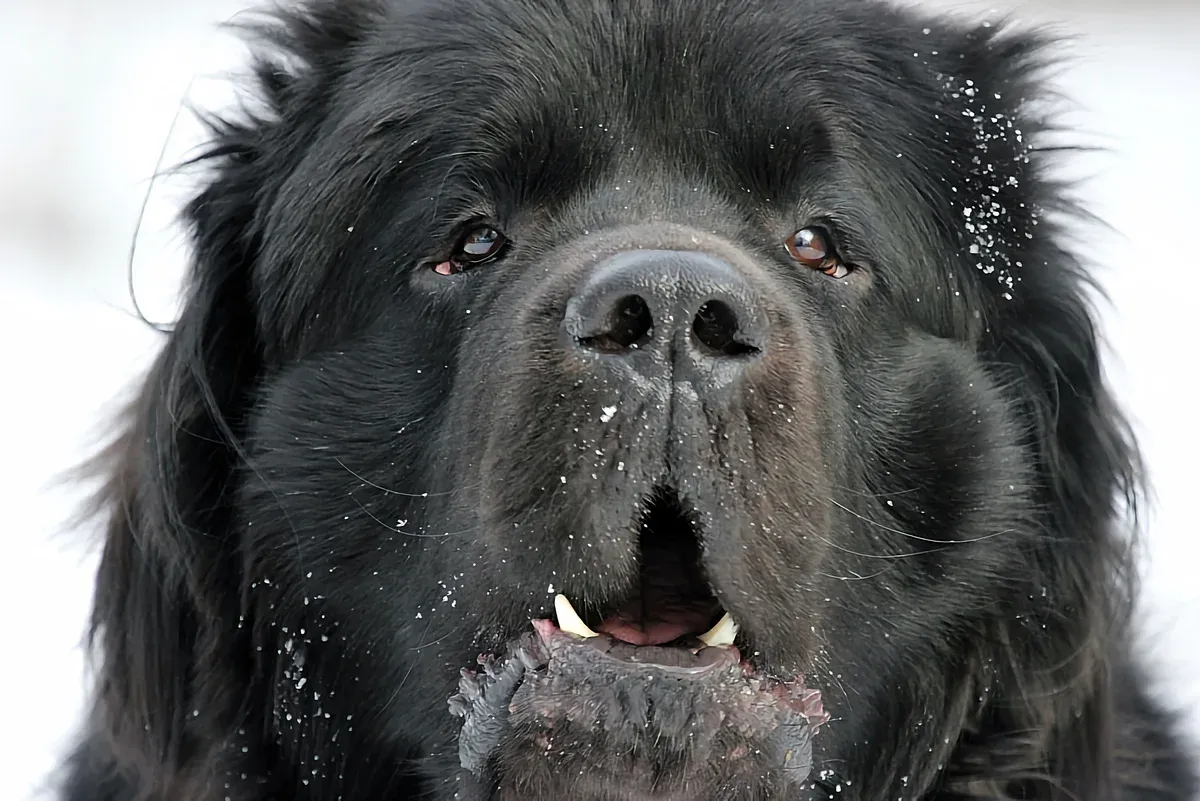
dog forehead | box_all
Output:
[337,2,854,213]
[359,0,852,128]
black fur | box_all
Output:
[57,0,1197,799]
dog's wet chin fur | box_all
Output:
[55,0,1196,800]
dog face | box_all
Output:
[79,1,1151,799]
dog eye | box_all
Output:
[434,226,508,275]
[784,227,851,279]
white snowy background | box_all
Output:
[0,0,1196,798]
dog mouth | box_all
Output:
[449,486,828,783]
[541,486,739,664]
[521,486,827,725]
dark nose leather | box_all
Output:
[563,249,767,391]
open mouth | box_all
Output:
[524,486,826,727]
[540,487,740,668]
[449,487,829,782]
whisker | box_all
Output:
[831,484,923,500]
[335,456,461,498]
[411,629,458,650]
[818,567,890,582]
[810,531,946,561]
[830,498,1014,545]
[352,497,454,539]
[375,617,434,727]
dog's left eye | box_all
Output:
[434,226,508,275]
[784,227,851,279]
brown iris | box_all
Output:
[784,227,851,279]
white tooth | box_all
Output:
[554,594,599,639]
[698,613,738,647]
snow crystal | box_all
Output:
[936,68,1037,299]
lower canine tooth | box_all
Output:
[698,613,738,647]
[554,594,599,639]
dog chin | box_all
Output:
[449,614,829,787]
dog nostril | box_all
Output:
[692,300,759,357]
[578,294,654,354]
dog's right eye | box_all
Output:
[434,226,508,275]
[784,226,851,279]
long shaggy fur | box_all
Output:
[57,0,1197,799]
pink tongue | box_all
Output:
[597,619,696,646]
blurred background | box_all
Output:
[0,0,1196,798]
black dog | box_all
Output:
[57,0,1197,799]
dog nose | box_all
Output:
[563,250,767,388]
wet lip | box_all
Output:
[552,593,736,648]
[532,618,742,674]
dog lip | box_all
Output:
[532,618,741,674]
[525,619,831,728]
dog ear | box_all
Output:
[78,2,383,788]
[921,18,1140,801]
[83,93,274,792]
